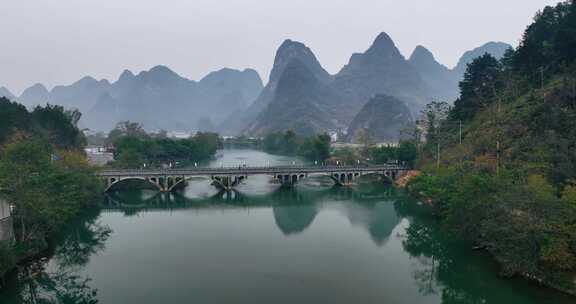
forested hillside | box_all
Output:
[409,0,576,294]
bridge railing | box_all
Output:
[96,164,407,176]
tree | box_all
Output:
[421,101,450,145]
[107,121,147,144]
[355,128,373,157]
[561,180,576,206]
[398,141,418,167]
[283,130,298,155]
[313,133,331,161]
[452,54,502,121]
[297,133,331,161]
[31,104,86,150]
[0,97,31,145]
[332,147,353,164]
[514,1,576,77]
[262,131,330,161]
[0,140,101,243]
[0,139,54,242]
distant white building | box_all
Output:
[328,131,339,143]
[0,199,9,220]
[168,131,194,139]
[84,147,114,166]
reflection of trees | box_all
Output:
[2,208,110,304]
[53,209,112,268]
[393,197,549,304]
[11,262,98,304]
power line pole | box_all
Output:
[496,140,500,176]
[459,120,462,145]
[436,142,440,170]
[540,66,544,89]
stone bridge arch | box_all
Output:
[104,177,164,192]
[211,175,247,191]
[165,176,198,192]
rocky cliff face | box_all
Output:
[220,39,331,135]
[244,59,343,136]
[409,45,459,102]
[19,83,49,108]
[453,42,511,77]
[9,35,513,138]
[50,76,111,114]
[0,87,16,100]
[330,32,431,116]
[346,95,413,143]
[409,42,512,104]
[241,32,431,136]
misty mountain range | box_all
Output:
[234,33,509,139]
[0,33,510,141]
[1,67,263,133]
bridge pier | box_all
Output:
[276,173,306,187]
[329,172,362,186]
[211,175,246,191]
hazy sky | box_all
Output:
[0,0,560,94]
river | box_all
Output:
[0,149,573,303]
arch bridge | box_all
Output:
[97,164,407,192]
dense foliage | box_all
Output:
[410,0,576,294]
[0,98,86,149]
[369,142,418,167]
[0,140,101,243]
[0,98,101,279]
[262,130,331,162]
[109,122,221,168]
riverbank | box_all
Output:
[0,141,104,284]
[3,149,575,303]
[406,172,576,297]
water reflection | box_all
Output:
[1,208,111,303]
[394,198,575,304]
[102,186,400,242]
[2,186,574,303]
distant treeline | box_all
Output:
[222,136,262,149]
[108,121,221,168]
[262,130,331,162]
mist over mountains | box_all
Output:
[1,33,511,140]
[238,33,510,137]
[7,66,263,133]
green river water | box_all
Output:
[0,149,573,304]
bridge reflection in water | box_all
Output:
[102,184,400,245]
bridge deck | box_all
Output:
[97,165,405,177]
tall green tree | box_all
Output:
[0,97,31,145]
[31,104,86,150]
[452,54,502,121]
[0,140,100,243]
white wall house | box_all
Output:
[0,198,13,241]
[0,198,9,220]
